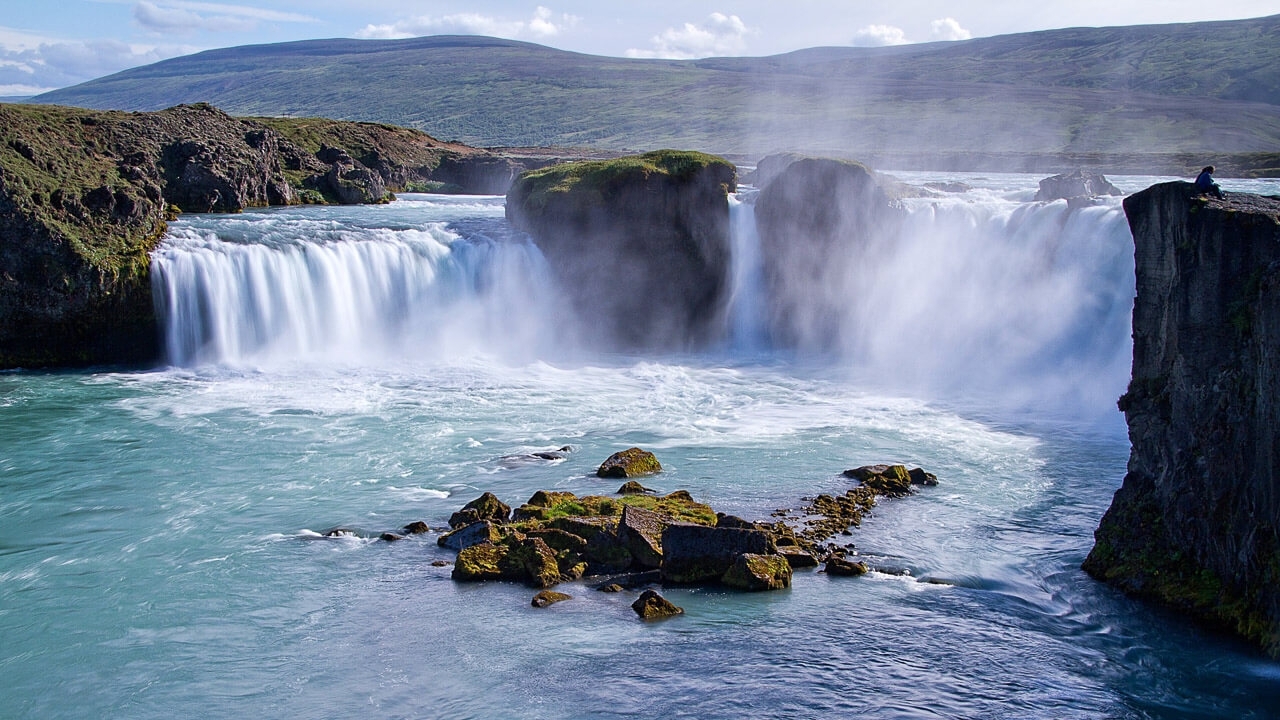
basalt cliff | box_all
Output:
[1084,183,1280,655]
[0,103,521,369]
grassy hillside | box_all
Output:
[32,17,1280,162]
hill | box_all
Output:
[31,16,1280,166]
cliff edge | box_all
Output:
[1084,182,1280,654]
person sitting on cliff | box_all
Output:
[1194,166,1224,198]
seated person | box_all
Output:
[1195,166,1224,198]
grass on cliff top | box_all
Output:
[513,149,732,209]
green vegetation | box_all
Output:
[512,150,732,212]
[28,17,1280,166]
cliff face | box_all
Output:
[0,103,522,369]
[505,150,737,350]
[1084,182,1280,654]
[753,157,906,350]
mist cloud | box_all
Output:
[357,6,579,41]
[625,13,752,59]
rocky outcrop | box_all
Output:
[660,524,778,584]
[753,157,906,350]
[0,103,523,369]
[505,150,737,350]
[1083,182,1280,655]
[1034,169,1123,202]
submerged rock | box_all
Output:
[402,521,430,535]
[632,589,683,619]
[531,590,572,608]
[597,448,663,478]
[1034,169,1123,202]
[617,480,656,495]
[825,557,870,576]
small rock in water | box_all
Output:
[430,560,451,567]
[632,589,683,619]
[402,521,430,534]
[616,480,655,495]
[598,583,624,593]
[380,532,405,542]
[531,590,572,608]
[597,448,662,478]
[825,556,870,576]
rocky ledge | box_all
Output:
[0,103,522,369]
[1083,182,1280,655]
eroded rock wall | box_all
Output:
[1084,181,1280,654]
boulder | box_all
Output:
[715,513,759,529]
[402,521,430,534]
[531,590,572,608]
[448,491,511,528]
[1034,169,1123,202]
[661,524,777,584]
[452,542,507,582]
[908,468,939,487]
[597,448,662,478]
[506,150,737,350]
[437,520,503,551]
[617,480,656,495]
[721,553,793,591]
[843,464,914,497]
[380,532,405,542]
[632,589,683,619]
[825,556,870,576]
[498,537,562,588]
[616,504,672,569]
[778,547,820,569]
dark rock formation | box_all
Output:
[753,157,906,350]
[448,492,511,528]
[617,481,655,495]
[843,464,936,498]
[1034,169,1123,202]
[616,504,671,569]
[437,520,503,551]
[597,448,662,478]
[632,589,683,619]
[402,521,430,534]
[0,103,527,369]
[825,557,870,576]
[505,150,737,350]
[1083,182,1280,655]
[660,524,777,584]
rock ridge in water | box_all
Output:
[1083,182,1280,655]
[504,150,737,351]
[0,102,522,369]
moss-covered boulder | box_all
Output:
[448,491,511,528]
[843,464,914,497]
[452,542,507,582]
[825,556,870,576]
[437,520,504,551]
[661,524,778,584]
[632,589,683,619]
[499,537,562,588]
[506,150,737,350]
[616,504,672,569]
[597,448,662,478]
[532,590,572,608]
[722,553,793,591]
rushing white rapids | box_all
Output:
[151,181,1135,418]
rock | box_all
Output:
[715,513,758,529]
[843,464,914,497]
[754,157,906,351]
[525,528,588,554]
[430,560,451,567]
[924,181,972,193]
[1034,169,1123,202]
[448,491,511,528]
[908,467,939,486]
[402,521,430,534]
[661,524,777,584]
[452,542,508,582]
[498,537,562,588]
[778,547,820,569]
[437,520,503,551]
[512,490,582,521]
[506,150,737,350]
[380,532,405,542]
[616,504,672,569]
[597,583,624,593]
[617,480,655,495]
[825,557,870,576]
[581,531,634,575]
[531,590,572,608]
[597,448,663,478]
[632,589,683,619]
[1084,183,1280,656]
[721,553,793,591]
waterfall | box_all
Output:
[151,214,566,367]
[726,194,767,352]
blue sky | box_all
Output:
[1,0,1276,95]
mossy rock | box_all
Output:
[721,553,793,591]
[452,542,507,581]
[449,491,511,528]
[498,536,561,588]
[632,589,683,620]
[597,448,663,478]
[825,557,870,576]
[531,590,572,608]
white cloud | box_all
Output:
[930,17,972,42]
[357,6,578,41]
[851,24,909,47]
[0,27,195,93]
[625,12,752,59]
[132,1,317,35]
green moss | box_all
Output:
[513,150,734,212]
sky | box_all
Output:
[1,0,1276,96]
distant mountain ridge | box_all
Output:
[32,15,1280,161]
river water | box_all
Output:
[3,174,1280,718]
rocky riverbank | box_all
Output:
[0,103,523,369]
[1083,183,1280,655]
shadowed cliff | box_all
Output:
[1084,182,1280,654]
